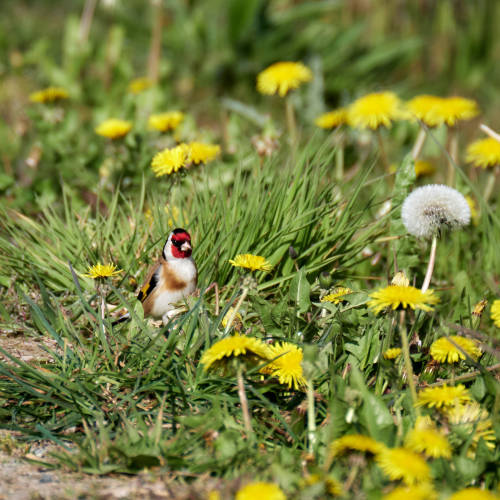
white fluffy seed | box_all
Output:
[401,184,471,239]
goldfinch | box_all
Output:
[137,228,198,323]
[113,228,197,325]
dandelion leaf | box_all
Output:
[392,153,419,270]
[289,268,311,314]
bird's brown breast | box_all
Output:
[160,260,188,291]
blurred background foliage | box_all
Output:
[0,0,499,210]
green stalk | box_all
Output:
[285,96,298,153]
[421,234,437,292]
[237,365,253,437]
[411,128,427,160]
[399,310,420,415]
[307,378,316,454]
[483,165,499,202]
[446,126,458,186]
[335,132,345,181]
[224,285,248,334]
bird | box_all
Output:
[114,228,197,325]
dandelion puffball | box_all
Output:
[401,184,470,239]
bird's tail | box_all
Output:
[112,312,130,326]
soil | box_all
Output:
[0,333,226,499]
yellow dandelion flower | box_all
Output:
[315,108,347,129]
[430,335,481,364]
[384,348,402,360]
[446,401,496,453]
[235,482,286,500]
[472,298,487,318]
[187,142,221,165]
[330,434,386,457]
[376,447,430,485]
[466,195,480,226]
[368,285,439,314]
[201,334,270,372]
[417,384,471,409]
[466,138,500,169]
[29,86,69,103]
[406,95,444,127]
[436,96,479,126]
[391,271,410,287]
[382,483,438,500]
[407,95,479,127]
[491,299,500,328]
[84,263,122,279]
[415,160,436,178]
[95,119,132,139]
[128,77,153,94]
[448,488,498,500]
[144,208,154,227]
[264,342,306,390]
[347,91,406,130]
[300,474,342,496]
[148,111,184,132]
[320,287,353,304]
[221,307,243,330]
[151,144,189,177]
[229,254,273,272]
[207,491,221,500]
[404,418,452,458]
[257,61,312,97]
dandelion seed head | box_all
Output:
[401,184,470,239]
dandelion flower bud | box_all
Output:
[401,184,470,239]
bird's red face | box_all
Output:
[166,229,192,259]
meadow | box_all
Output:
[0,1,500,498]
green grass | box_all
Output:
[0,1,500,498]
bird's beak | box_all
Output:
[181,241,192,252]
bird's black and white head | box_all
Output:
[163,228,193,261]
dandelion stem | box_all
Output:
[79,0,97,43]
[376,128,390,172]
[147,0,163,84]
[446,127,458,186]
[285,97,298,151]
[480,123,500,143]
[399,310,420,415]
[237,365,253,437]
[421,235,437,293]
[224,286,248,334]
[411,128,427,160]
[335,132,345,181]
[307,378,316,454]
[483,165,499,202]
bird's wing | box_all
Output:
[137,261,161,303]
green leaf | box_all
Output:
[350,365,394,442]
[0,173,14,191]
[289,268,311,314]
